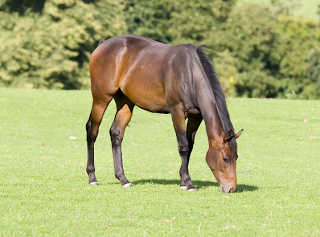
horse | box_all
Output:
[86,35,243,193]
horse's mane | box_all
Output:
[196,45,235,135]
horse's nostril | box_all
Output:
[228,188,234,193]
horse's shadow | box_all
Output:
[132,179,258,192]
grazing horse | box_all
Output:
[86,35,243,193]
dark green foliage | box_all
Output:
[0,0,126,89]
[0,0,320,99]
[271,15,320,99]
[214,2,320,99]
[307,48,320,97]
[213,3,279,98]
[0,0,45,14]
[125,0,236,45]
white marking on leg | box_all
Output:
[89,182,99,186]
[179,186,187,190]
[123,183,133,188]
[187,188,197,192]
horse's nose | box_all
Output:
[220,186,236,193]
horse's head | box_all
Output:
[206,129,243,193]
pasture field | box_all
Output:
[0,88,320,236]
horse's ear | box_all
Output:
[223,130,234,143]
[235,129,244,139]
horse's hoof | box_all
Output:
[123,183,133,188]
[89,181,99,186]
[187,188,197,192]
[179,186,187,190]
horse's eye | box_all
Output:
[223,157,229,163]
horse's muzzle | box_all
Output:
[220,186,236,193]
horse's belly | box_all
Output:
[120,80,170,113]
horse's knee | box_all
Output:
[86,165,95,174]
[178,144,189,157]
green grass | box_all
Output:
[0,88,320,236]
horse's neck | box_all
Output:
[197,86,225,144]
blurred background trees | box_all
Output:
[0,0,126,89]
[0,0,320,99]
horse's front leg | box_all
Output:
[170,106,197,191]
[186,116,203,157]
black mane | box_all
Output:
[196,45,235,134]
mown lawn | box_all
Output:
[0,89,319,236]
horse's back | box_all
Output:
[89,35,198,113]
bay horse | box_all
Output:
[86,35,243,193]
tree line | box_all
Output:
[0,0,320,99]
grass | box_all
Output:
[0,88,319,236]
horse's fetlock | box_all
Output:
[86,165,95,174]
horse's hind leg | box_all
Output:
[86,97,112,185]
[110,92,135,187]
